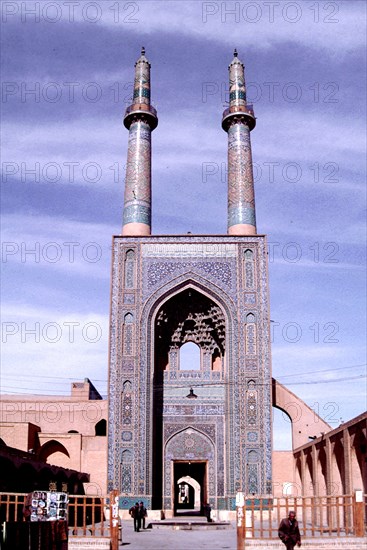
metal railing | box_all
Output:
[68,495,108,537]
[0,493,26,522]
[124,103,157,117]
[240,495,366,539]
[0,493,110,538]
[222,104,255,118]
[2,492,365,542]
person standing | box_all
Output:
[278,511,301,549]
[129,502,141,532]
[203,502,212,522]
[139,501,147,529]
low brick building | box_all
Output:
[0,379,107,495]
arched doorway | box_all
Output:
[165,427,214,516]
[151,286,226,510]
[176,475,201,513]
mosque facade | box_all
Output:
[107,49,273,514]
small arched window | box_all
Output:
[123,314,134,355]
[244,249,254,289]
[123,380,132,392]
[121,449,133,463]
[211,347,222,371]
[247,379,256,390]
[246,313,255,323]
[95,419,107,436]
[247,450,259,463]
[245,314,257,354]
[124,249,135,288]
[180,342,201,371]
[124,313,133,324]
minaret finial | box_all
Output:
[141,46,145,56]
[233,48,238,57]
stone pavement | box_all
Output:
[119,518,237,549]
[69,526,366,550]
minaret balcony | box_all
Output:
[124,103,158,130]
[221,104,256,131]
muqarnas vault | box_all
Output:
[108,49,272,516]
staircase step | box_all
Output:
[148,519,232,530]
[69,537,110,549]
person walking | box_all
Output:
[129,502,141,532]
[139,501,147,529]
[278,510,301,549]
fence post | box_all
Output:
[110,490,120,550]
[354,490,364,537]
[236,492,245,550]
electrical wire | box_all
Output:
[277,363,366,379]
[1,363,365,385]
[0,374,365,394]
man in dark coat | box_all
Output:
[203,502,212,522]
[139,501,147,529]
[129,502,141,532]
[278,511,301,549]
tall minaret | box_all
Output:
[222,50,257,235]
[122,48,158,236]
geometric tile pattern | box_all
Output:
[122,120,152,226]
[108,235,272,510]
[225,51,256,232]
[227,122,256,227]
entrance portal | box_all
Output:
[173,461,207,515]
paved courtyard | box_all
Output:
[119,519,237,550]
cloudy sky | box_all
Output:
[1,0,366,449]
